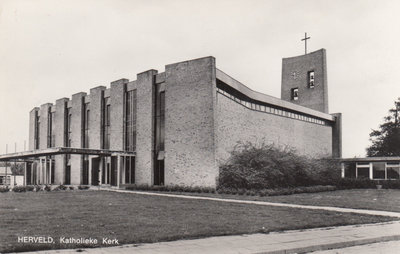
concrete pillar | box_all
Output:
[355,163,358,179]
[44,157,47,184]
[369,163,373,180]
[49,158,52,184]
[24,162,27,186]
[117,155,121,188]
[385,163,388,180]
[88,157,92,185]
[341,162,345,178]
[39,159,42,184]
[99,158,103,185]
[331,113,342,158]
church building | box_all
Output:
[2,49,342,188]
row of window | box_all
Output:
[102,97,111,150]
[355,162,400,180]
[216,88,327,126]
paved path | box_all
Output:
[311,240,400,254]
[100,189,400,218]
[23,221,400,254]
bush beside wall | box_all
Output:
[218,142,341,190]
[125,184,216,194]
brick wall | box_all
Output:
[54,98,69,184]
[39,103,52,150]
[70,92,86,185]
[110,79,127,151]
[28,108,39,151]
[215,93,333,165]
[136,70,157,185]
[164,57,218,187]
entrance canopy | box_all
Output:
[0,147,135,162]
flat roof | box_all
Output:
[216,68,335,121]
[340,157,400,163]
[0,147,135,161]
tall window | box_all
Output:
[102,97,110,149]
[291,87,299,101]
[125,90,137,152]
[82,103,90,185]
[47,108,53,148]
[308,70,315,88]
[65,106,72,185]
[154,85,165,186]
[83,104,90,148]
[155,91,165,152]
[34,111,40,149]
[65,107,72,162]
[67,108,72,147]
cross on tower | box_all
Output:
[301,32,310,55]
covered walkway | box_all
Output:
[0,147,134,187]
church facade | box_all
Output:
[26,49,342,188]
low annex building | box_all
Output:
[2,49,342,188]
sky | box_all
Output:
[0,0,399,157]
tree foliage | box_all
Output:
[0,162,24,175]
[367,98,400,156]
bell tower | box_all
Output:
[281,48,329,113]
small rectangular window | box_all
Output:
[308,71,315,88]
[291,88,299,101]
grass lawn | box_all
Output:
[263,189,400,212]
[166,189,400,212]
[0,190,396,253]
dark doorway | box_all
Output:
[82,156,89,185]
[26,162,32,185]
[124,156,135,184]
[110,156,117,186]
[65,165,71,185]
[91,157,100,186]
[107,162,111,184]
[154,160,164,186]
[101,158,106,184]
[51,159,55,184]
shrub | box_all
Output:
[44,185,51,192]
[34,185,42,192]
[78,185,90,190]
[53,185,67,191]
[69,186,74,190]
[332,178,400,190]
[382,180,400,189]
[125,184,217,193]
[219,142,341,190]
[0,186,10,193]
[201,187,214,193]
[12,186,27,192]
[26,185,35,191]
